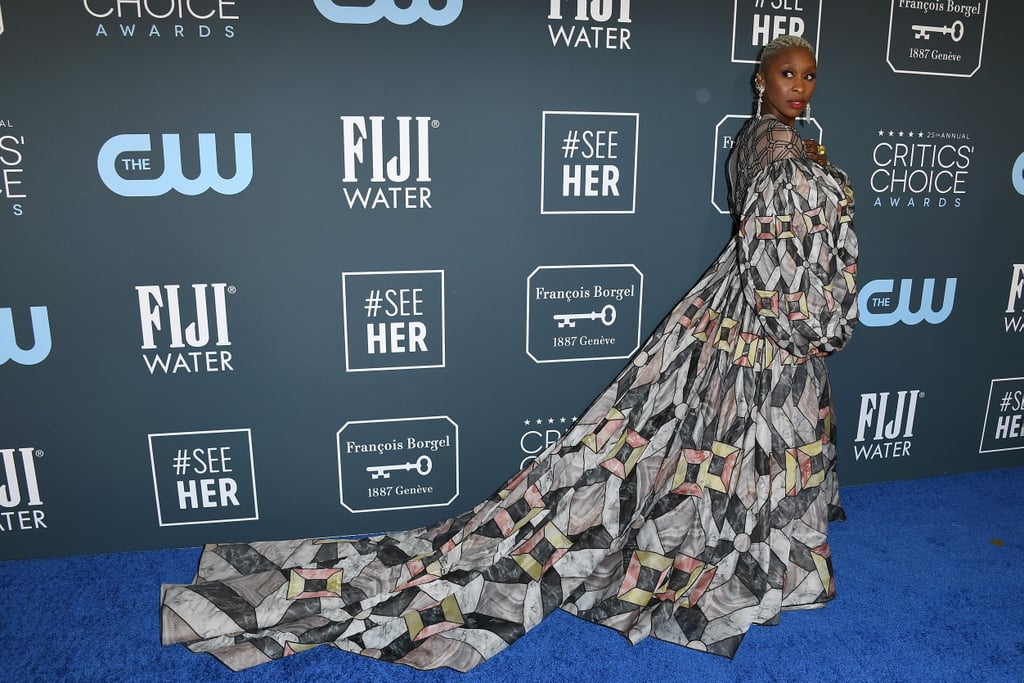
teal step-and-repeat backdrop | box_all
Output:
[2,0,1022,559]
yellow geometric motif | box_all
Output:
[692,308,720,342]
[785,292,809,321]
[511,522,573,581]
[714,317,738,351]
[811,543,835,596]
[581,408,626,454]
[404,594,465,642]
[287,567,343,599]
[599,429,649,479]
[755,289,780,318]
[671,442,740,496]
[785,440,824,496]
[618,551,674,607]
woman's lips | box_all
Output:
[788,100,805,110]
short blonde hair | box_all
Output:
[759,34,814,68]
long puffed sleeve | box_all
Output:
[736,158,858,358]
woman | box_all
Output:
[161,34,857,672]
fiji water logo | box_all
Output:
[858,278,957,327]
[314,0,462,26]
[340,116,434,209]
[1005,264,1024,333]
[97,133,253,197]
[0,306,51,366]
[137,283,234,374]
[0,447,43,508]
[853,390,921,461]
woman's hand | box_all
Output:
[804,139,828,167]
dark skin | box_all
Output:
[756,45,828,168]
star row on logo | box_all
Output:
[523,417,576,426]
[878,130,927,138]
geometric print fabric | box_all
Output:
[161,115,858,672]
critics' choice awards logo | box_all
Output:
[84,0,238,38]
[519,414,575,470]
[858,278,956,327]
[98,133,253,197]
[712,114,822,214]
[541,112,639,215]
[1,121,26,217]
[148,428,258,526]
[546,0,632,50]
[315,0,462,26]
[853,390,922,462]
[340,116,435,210]
[1006,265,1024,333]
[136,283,234,375]
[0,306,51,366]
[979,378,1024,454]
[732,0,822,63]
[887,0,987,78]
[0,447,48,533]
[342,270,445,372]
[527,264,643,363]
[871,129,972,208]
[337,416,459,514]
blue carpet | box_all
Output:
[2,467,1022,682]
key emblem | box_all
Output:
[553,304,617,329]
[912,20,964,42]
[366,454,433,480]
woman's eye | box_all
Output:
[781,70,793,77]
[805,73,816,80]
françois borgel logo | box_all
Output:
[853,390,922,461]
[541,111,639,215]
[712,114,822,214]
[0,446,48,532]
[315,0,462,26]
[0,306,51,367]
[342,270,445,372]
[858,277,956,327]
[149,429,258,526]
[979,378,1024,454]
[84,0,237,38]
[870,128,972,208]
[887,0,987,77]
[340,116,435,210]
[732,0,822,63]
[337,416,458,514]
[136,283,235,375]
[98,133,253,197]
[1,120,26,217]
[547,0,632,50]
[1005,264,1024,333]
[527,264,643,363]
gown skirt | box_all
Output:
[160,156,859,672]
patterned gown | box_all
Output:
[160,114,859,672]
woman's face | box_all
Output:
[757,46,816,126]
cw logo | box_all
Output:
[97,133,253,197]
[858,278,957,327]
[1013,152,1024,196]
[314,0,462,26]
[0,306,51,366]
